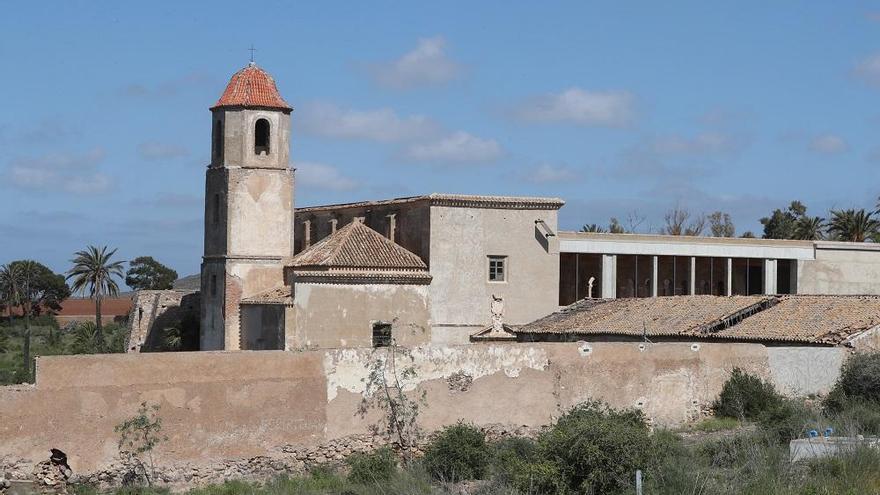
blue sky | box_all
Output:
[2,1,880,283]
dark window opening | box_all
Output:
[559,253,603,305]
[372,322,392,347]
[212,118,224,163]
[212,193,221,224]
[489,256,506,282]
[254,118,270,155]
[777,259,794,294]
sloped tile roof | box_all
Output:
[241,286,293,305]
[710,295,880,344]
[519,295,771,337]
[212,63,291,111]
[289,221,427,271]
[518,295,880,345]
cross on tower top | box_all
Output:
[248,45,257,63]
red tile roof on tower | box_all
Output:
[212,62,291,111]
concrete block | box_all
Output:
[790,436,880,462]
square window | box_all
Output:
[488,256,507,282]
[372,322,392,347]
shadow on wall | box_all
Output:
[140,293,200,352]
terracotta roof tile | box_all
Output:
[289,221,427,271]
[711,295,880,344]
[212,63,291,111]
[518,295,880,345]
[519,295,771,337]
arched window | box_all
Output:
[254,118,270,155]
[212,118,224,162]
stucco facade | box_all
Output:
[0,342,847,477]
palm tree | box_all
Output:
[580,224,607,233]
[827,209,880,242]
[792,216,826,240]
[67,246,125,350]
[0,263,21,326]
[1,261,40,379]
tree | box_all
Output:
[0,261,42,379]
[4,260,69,317]
[0,263,22,326]
[760,201,807,239]
[740,231,756,238]
[708,211,735,237]
[827,208,880,242]
[608,217,626,234]
[67,246,125,351]
[125,256,178,290]
[792,216,826,240]
[580,224,606,233]
[663,206,705,236]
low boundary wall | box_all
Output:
[0,342,846,478]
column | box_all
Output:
[726,258,733,296]
[602,254,617,298]
[689,256,696,295]
[764,259,777,294]
[651,256,658,297]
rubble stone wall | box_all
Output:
[0,342,846,485]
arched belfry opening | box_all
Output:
[254,118,270,155]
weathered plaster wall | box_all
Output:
[799,246,880,295]
[288,283,431,350]
[127,290,200,352]
[294,202,431,263]
[0,342,846,479]
[428,206,560,342]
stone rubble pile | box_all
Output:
[31,458,71,494]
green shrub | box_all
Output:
[712,368,783,420]
[422,422,490,482]
[825,352,880,413]
[346,447,396,484]
[830,398,880,436]
[539,400,652,495]
[757,399,815,443]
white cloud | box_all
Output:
[809,134,848,154]
[370,36,462,89]
[854,53,880,87]
[295,162,359,191]
[525,163,579,184]
[402,131,502,163]
[138,141,189,160]
[298,103,439,142]
[7,148,113,194]
[513,87,636,127]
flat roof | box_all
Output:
[559,231,817,259]
[298,193,565,213]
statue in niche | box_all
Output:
[490,294,504,333]
[587,276,595,298]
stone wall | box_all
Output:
[127,290,200,352]
[0,342,847,483]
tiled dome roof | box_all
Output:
[211,62,291,111]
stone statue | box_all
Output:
[587,277,595,298]
[490,294,504,333]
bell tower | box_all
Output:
[200,62,295,350]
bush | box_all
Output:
[825,352,880,413]
[757,399,815,443]
[712,368,783,420]
[539,400,652,495]
[346,448,396,484]
[422,422,490,482]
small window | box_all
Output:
[372,322,392,347]
[488,256,507,282]
[254,118,270,155]
[210,275,218,296]
[212,118,224,162]
[212,193,221,224]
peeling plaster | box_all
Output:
[322,345,550,401]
